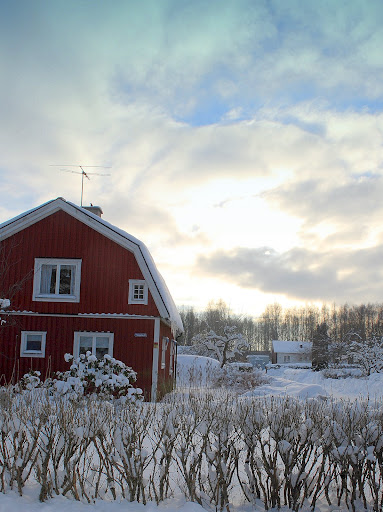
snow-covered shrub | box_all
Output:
[176,355,221,388]
[52,352,143,400]
[18,370,42,390]
[0,298,10,326]
[211,362,269,393]
[0,298,10,309]
[322,366,363,379]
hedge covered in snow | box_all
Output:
[0,388,382,511]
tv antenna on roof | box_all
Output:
[51,165,111,206]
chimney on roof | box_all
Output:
[83,205,103,217]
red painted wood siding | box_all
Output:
[1,210,160,316]
[0,315,156,394]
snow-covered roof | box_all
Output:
[0,197,184,335]
[272,340,312,354]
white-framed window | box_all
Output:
[20,331,47,358]
[33,258,82,303]
[128,279,148,305]
[283,355,291,363]
[161,336,169,369]
[74,332,114,359]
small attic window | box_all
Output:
[128,279,148,305]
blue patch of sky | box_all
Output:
[352,171,381,180]
[333,97,383,114]
[175,97,232,126]
[277,115,326,137]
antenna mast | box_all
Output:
[51,165,111,206]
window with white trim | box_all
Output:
[128,279,148,305]
[33,258,82,302]
[20,331,46,358]
[74,332,114,359]
[161,337,169,369]
[283,355,291,363]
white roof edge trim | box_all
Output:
[0,197,184,335]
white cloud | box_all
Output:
[1,2,383,314]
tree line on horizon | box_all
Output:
[179,299,383,351]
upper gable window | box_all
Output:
[128,279,148,305]
[33,258,82,302]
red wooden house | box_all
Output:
[0,198,183,400]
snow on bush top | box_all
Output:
[177,355,220,387]
[20,352,143,401]
[0,298,10,309]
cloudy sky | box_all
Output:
[1,0,383,316]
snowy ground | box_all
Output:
[177,355,383,401]
[245,364,383,400]
[1,356,383,511]
[0,490,208,512]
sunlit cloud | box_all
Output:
[1,1,383,314]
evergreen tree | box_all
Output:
[312,322,330,370]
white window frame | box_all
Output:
[161,336,169,369]
[73,332,114,359]
[20,331,47,358]
[283,355,291,363]
[33,258,82,303]
[128,279,148,305]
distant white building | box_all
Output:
[271,340,312,364]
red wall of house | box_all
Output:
[0,315,156,395]
[1,210,160,316]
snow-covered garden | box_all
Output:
[0,353,383,512]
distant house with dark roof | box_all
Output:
[271,340,312,364]
[0,198,183,400]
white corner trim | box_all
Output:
[150,318,160,402]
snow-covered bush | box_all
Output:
[19,353,143,401]
[212,362,269,393]
[176,355,221,388]
[18,370,42,390]
[0,386,383,509]
[0,298,10,309]
[0,298,10,326]
[52,352,143,400]
[322,366,363,379]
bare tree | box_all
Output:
[191,326,249,367]
[0,240,33,327]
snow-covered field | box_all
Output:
[1,357,383,512]
[247,364,383,400]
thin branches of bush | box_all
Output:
[0,387,382,511]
